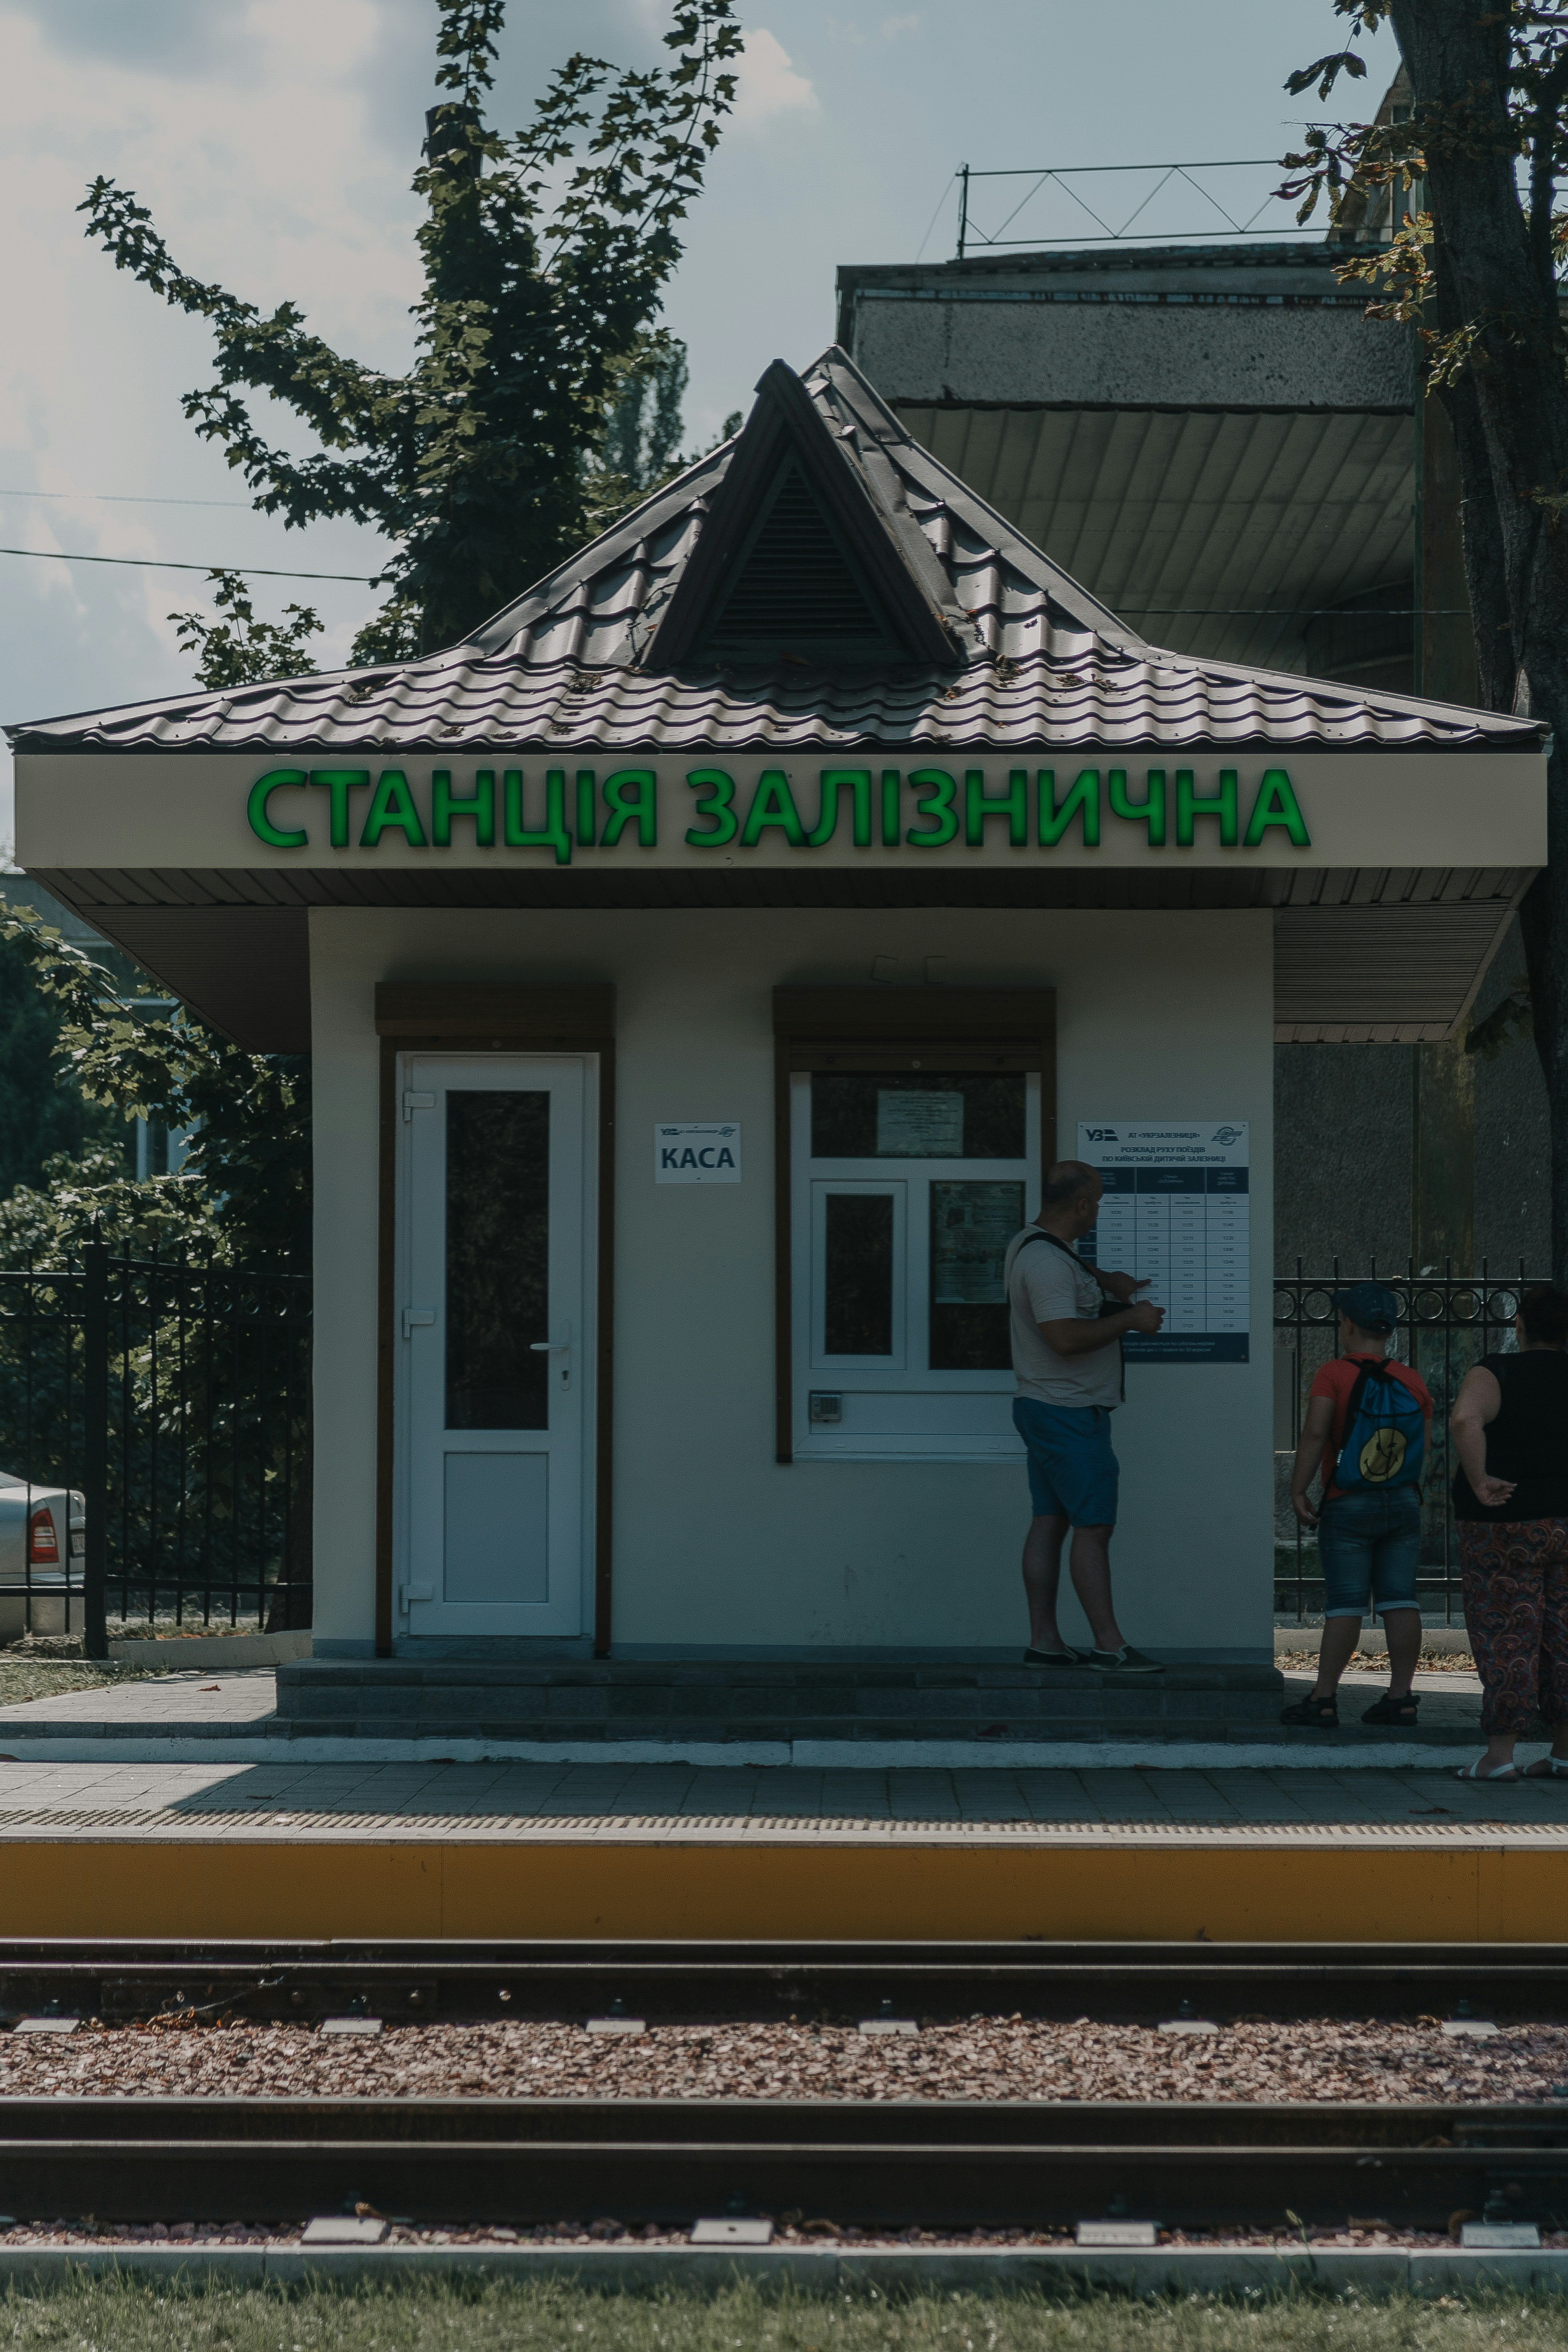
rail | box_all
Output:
[954,159,1317,260]
[2,1938,1566,2023]
[0,2096,1556,2231]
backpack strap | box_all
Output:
[1331,1356,1389,1487]
[1019,1228,1120,1303]
[1015,1229,1126,1399]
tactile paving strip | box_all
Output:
[0,1809,1561,1845]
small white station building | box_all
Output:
[9,350,1546,1686]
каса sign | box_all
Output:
[246,764,1309,863]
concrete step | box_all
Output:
[257,1656,1483,1749]
[261,1713,1475,1749]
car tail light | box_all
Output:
[27,1509,58,1565]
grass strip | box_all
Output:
[0,2276,1558,2352]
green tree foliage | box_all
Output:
[81,0,742,663]
[599,337,691,494]
[0,905,308,1268]
[169,571,324,692]
[1283,2,1568,1277]
[0,919,127,1201]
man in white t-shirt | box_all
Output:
[1004,1159,1165,1674]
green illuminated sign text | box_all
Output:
[245,765,1311,859]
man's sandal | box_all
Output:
[1361,1692,1420,1726]
[1280,1694,1339,1727]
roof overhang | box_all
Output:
[889,404,1416,676]
[837,247,1421,679]
[15,743,1545,1053]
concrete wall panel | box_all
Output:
[849,294,1416,410]
[310,906,1275,1663]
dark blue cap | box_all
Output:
[1332,1281,1400,1335]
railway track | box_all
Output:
[0,1939,1564,2026]
[0,2098,1561,2232]
[2,1942,1564,2234]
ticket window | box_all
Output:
[790,1067,1041,1459]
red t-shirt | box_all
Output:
[1310,1352,1433,1500]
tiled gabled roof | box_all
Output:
[7,348,1543,755]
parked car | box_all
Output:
[0,1471,85,1635]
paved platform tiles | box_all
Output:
[0,1731,1564,1942]
[0,1664,1493,1767]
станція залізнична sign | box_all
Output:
[245,764,1310,863]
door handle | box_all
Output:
[402,1307,436,1339]
[529,1326,572,1390]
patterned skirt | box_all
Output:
[1458,1517,1568,1735]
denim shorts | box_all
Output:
[1317,1487,1422,1619]
[1012,1398,1120,1528]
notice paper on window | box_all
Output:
[1076,1122,1249,1363]
[876,1090,963,1156]
[931,1180,1025,1305]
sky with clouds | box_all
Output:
[0,0,1379,857]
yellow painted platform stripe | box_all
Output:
[1,1839,1566,1942]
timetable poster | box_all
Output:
[1076,1122,1250,1363]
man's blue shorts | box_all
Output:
[1012,1397,1120,1528]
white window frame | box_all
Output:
[790,1070,1039,1462]
[809,1179,908,1371]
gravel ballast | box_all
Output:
[4,2013,1568,2103]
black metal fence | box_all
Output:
[1274,1261,1530,1624]
[0,1243,311,1655]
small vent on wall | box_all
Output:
[702,459,897,662]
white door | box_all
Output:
[397,1054,591,1636]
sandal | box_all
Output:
[1281,1694,1339,1727]
[1455,1760,1520,1782]
[1523,1756,1568,1777]
[1362,1692,1421,1726]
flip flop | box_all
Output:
[1455,1760,1521,1782]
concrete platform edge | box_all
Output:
[0,2245,1564,2296]
[2,1832,1564,1939]
[0,1735,1485,1770]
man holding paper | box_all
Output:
[1003,1160,1166,1673]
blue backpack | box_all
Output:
[1333,1359,1426,1492]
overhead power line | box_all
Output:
[0,546,381,586]
[0,488,255,510]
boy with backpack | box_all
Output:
[1283,1283,1433,1728]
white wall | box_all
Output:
[310,905,1275,1662]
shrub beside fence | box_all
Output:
[0,1241,311,1655]
[1274,1261,1529,1625]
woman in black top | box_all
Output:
[1450,1284,1568,1782]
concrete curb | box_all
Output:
[0,2244,1566,2296]
[107,1635,312,1671]
[0,1735,1491,1770]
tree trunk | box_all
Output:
[1428,211,1512,713]
[1390,0,1568,1281]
